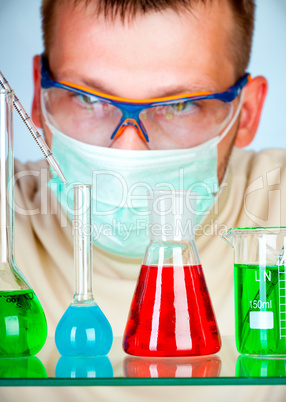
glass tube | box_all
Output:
[0,88,18,284]
[73,185,94,304]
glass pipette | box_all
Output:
[0,71,67,184]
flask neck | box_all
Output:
[143,239,201,267]
[148,190,195,242]
[0,91,14,266]
[72,185,95,304]
[149,223,194,242]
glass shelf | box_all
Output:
[0,337,285,386]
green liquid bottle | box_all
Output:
[0,89,47,357]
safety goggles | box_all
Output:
[40,55,251,150]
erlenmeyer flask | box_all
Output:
[123,190,221,357]
[0,89,47,357]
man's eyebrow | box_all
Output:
[154,84,217,97]
[59,74,116,95]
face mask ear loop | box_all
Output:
[211,88,245,148]
[40,89,52,130]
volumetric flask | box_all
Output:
[0,89,47,357]
[222,227,286,355]
[123,190,221,357]
[55,185,113,356]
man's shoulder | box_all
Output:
[15,158,48,173]
[230,147,286,175]
[14,158,49,198]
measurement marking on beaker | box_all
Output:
[278,265,286,338]
[250,300,272,309]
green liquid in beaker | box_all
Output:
[234,264,286,355]
[0,289,47,357]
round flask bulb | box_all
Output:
[55,304,113,356]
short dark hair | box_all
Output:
[41,0,256,78]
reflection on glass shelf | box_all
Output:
[236,355,286,377]
[123,355,221,378]
[1,337,285,385]
[0,356,47,378]
[55,356,113,378]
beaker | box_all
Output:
[0,89,47,357]
[222,227,286,355]
[123,190,221,357]
[55,185,113,356]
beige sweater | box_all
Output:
[2,146,285,401]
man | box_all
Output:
[26,0,271,335]
[5,0,286,400]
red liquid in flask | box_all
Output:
[123,265,221,357]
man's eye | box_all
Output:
[170,101,195,112]
[78,94,98,105]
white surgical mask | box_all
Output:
[44,92,243,258]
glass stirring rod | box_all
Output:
[0,71,67,184]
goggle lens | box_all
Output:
[139,99,233,149]
[41,86,234,149]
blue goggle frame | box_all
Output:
[41,54,251,142]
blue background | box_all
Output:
[0,0,286,162]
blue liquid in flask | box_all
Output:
[55,304,113,356]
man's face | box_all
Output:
[35,1,255,184]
